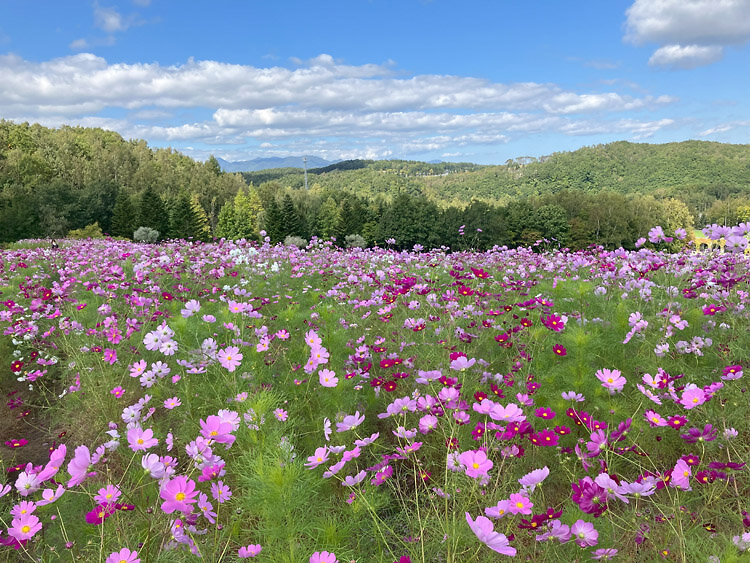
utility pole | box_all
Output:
[303,156,309,190]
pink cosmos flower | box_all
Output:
[85,502,117,524]
[164,397,181,409]
[488,402,525,423]
[644,410,668,427]
[507,493,533,515]
[217,346,243,372]
[319,368,338,388]
[570,519,598,547]
[465,512,516,556]
[595,368,626,394]
[211,480,232,503]
[105,548,140,563]
[10,501,36,518]
[238,544,262,558]
[670,458,692,490]
[679,385,706,410]
[458,449,493,479]
[103,348,117,365]
[160,475,198,514]
[310,551,338,563]
[67,445,92,487]
[110,386,124,398]
[127,427,158,452]
[518,466,550,492]
[485,499,510,519]
[94,485,122,505]
[199,415,236,448]
[7,513,42,541]
[274,408,288,421]
[336,411,365,432]
[306,447,330,469]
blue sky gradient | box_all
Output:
[1,0,749,164]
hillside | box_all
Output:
[242,141,750,213]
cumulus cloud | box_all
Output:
[0,52,682,160]
[625,0,750,69]
[648,44,724,69]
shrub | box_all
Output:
[67,222,103,239]
[344,234,367,248]
[283,235,307,248]
[133,226,160,243]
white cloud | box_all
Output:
[700,120,750,136]
[69,38,89,51]
[648,44,724,69]
[625,0,750,69]
[0,52,684,161]
[94,4,129,33]
[625,0,750,46]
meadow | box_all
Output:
[1,227,749,562]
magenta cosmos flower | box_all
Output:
[160,475,198,514]
[465,512,516,556]
[105,548,140,563]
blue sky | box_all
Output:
[1,0,749,164]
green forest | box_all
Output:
[2,119,750,249]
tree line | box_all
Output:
[2,120,748,248]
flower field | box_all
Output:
[1,234,749,562]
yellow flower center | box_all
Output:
[472,463,479,469]
[516,502,524,509]
[137,438,144,444]
[175,492,186,501]
[21,525,30,534]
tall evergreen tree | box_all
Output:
[110,190,137,238]
[281,194,303,239]
[168,191,198,240]
[263,197,285,243]
[190,194,212,240]
[137,187,170,239]
[216,201,236,239]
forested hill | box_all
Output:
[243,140,750,209]
[2,119,750,249]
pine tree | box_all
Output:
[110,190,136,239]
[281,194,302,238]
[263,197,285,243]
[216,201,236,239]
[137,187,170,239]
[190,194,212,240]
[316,196,343,240]
[168,191,197,240]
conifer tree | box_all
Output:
[168,191,197,240]
[281,194,303,238]
[216,201,236,239]
[190,194,212,240]
[137,187,170,239]
[110,190,136,239]
[263,197,285,243]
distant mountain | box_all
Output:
[216,155,333,172]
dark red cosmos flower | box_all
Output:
[10,360,24,372]
[161,292,174,301]
[383,381,398,392]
